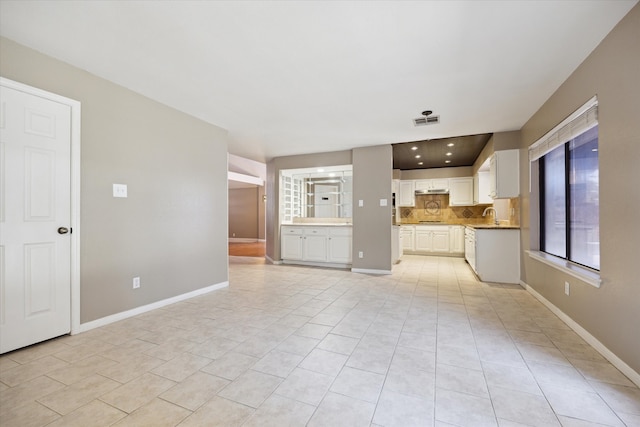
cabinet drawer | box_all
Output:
[303,227,327,236]
[282,227,304,235]
[329,227,352,237]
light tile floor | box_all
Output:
[1,255,639,426]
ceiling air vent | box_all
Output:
[413,115,440,126]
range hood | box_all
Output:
[415,188,449,195]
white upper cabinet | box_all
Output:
[489,149,519,199]
[399,180,415,206]
[474,171,492,205]
[448,177,474,206]
[415,179,449,191]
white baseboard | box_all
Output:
[522,280,640,388]
[229,238,259,243]
[282,260,351,270]
[74,281,229,334]
[265,255,282,265]
[351,268,392,275]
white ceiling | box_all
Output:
[1,1,636,163]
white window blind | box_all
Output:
[529,96,598,162]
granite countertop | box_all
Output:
[284,223,352,226]
[399,222,520,229]
[466,224,520,229]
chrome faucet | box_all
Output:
[482,207,499,225]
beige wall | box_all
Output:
[1,37,229,324]
[519,4,640,372]
[400,166,472,180]
[229,187,263,239]
[352,145,393,271]
[266,150,352,261]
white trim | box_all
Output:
[528,96,598,162]
[228,171,263,186]
[0,77,83,336]
[526,250,601,288]
[265,255,282,265]
[76,281,229,334]
[283,260,351,270]
[229,237,260,243]
[523,281,640,388]
[351,268,392,275]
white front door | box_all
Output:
[0,84,72,354]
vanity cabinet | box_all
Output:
[281,225,352,267]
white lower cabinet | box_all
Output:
[281,225,352,266]
[465,226,520,284]
[449,226,465,254]
[403,225,463,256]
[305,233,328,262]
[281,228,304,260]
[400,226,415,251]
[327,227,352,264]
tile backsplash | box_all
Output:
[400,195,519,225]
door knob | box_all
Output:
[57,227,69,234]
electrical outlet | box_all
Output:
[564,281,570,295]
[113,183,128,198]
[232,232,235,237]
[133,277,140,289]
[358,251,364,258]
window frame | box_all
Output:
[527,96,601,288]
[539,138,598,271]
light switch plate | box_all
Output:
[380,199,387,207]
[358,199,364,207]
[113,184,128,198]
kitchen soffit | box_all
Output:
[392,133,492,170]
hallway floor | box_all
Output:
[1,255,638,426]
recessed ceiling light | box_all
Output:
[411,146,418,151]
[446,152,452,156]
[447,143,454,147]
[592,148,598,152]
[418,162,424,165]
[445,160,451,164]
[317,168,325,172]
[329,173,336,177]
[415,155,421,158]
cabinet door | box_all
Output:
[449,226,464,254]
[328,235,351,263]
[304,234,327,261]
[399,181,415,207]
[490,150,519,199]
[415,231,432,251]
[431,178,449,190]
[449,177,474,206]
[414,180,431,190]
[489,155,497,198]
[281,234,303,260]
[401,228,414,251]
[432,231,450,253]
[474,171,492,204]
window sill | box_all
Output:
[526,250,601,288]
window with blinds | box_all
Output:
[530,97,600,270]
